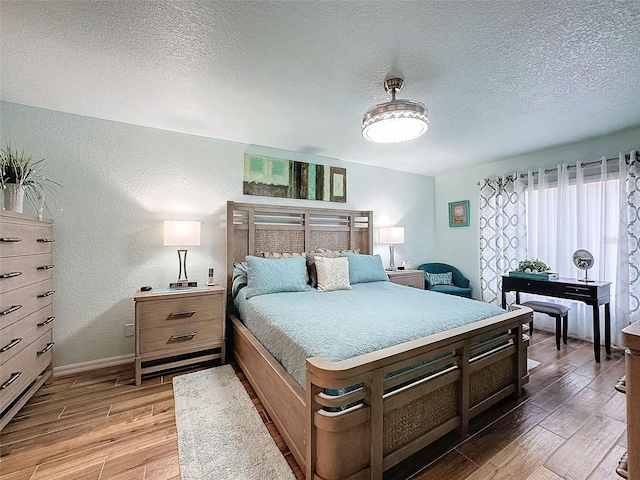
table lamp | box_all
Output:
[378,226,405,271]
[164,220,201,288]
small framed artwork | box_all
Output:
[449,200,470,227]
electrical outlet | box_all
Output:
[124,323,135,337]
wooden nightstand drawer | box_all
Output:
[137,293,222,329]
[134,286,226,385]
[387,270,425,289]
[139,319,223,354]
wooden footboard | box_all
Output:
[231,305,531,480]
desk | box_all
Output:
[501,275,611,363]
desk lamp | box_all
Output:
[164,220,201,288]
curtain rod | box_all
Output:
[476,151,639,186]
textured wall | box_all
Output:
[0,101,435,367]
[434,126,640,299]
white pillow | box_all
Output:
[315,256,352,292]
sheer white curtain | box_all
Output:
[524,159,623,344]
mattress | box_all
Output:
[234,281,506,387]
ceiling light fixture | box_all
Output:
[362,78,429,144]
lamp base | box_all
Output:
[169,281,198,289]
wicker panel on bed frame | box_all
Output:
[226,201,531,480]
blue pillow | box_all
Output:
[342,253,389,284]
[245,255,309,298]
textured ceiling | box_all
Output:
[1,1,639,176]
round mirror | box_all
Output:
[572,249,594,271]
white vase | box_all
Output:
[3,184,25,213]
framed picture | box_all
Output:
[449,200,470,227]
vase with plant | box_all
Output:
[1,144,59,216]
[515,258,550,274]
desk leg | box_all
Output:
[501,290,506,309]
[604,303,611,355]
[593,305,601,363]
[515,291,521,304]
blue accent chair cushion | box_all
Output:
[417,263,472,298]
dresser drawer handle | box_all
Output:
[1,372,22,390]
[1,305,22,315]
[37,265,55,270]
[37,342,55,355]
[0,271,22,278]
[38,290,55,298]
[0,338,22,353]
[169,310,197,317]
[37,316,55,327]
[169,332,197,341]
[0,237,22,243]
[37,238,55,243]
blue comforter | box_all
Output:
[234,281,505,387]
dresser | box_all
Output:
[622,320,640,479]
[134,286,225,385]
[0,211,55,430]
[387,269,425,289]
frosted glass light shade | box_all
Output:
[378,226,405,245]
[163,220,201,247]
[362,101,429,143]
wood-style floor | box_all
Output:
[0,330,627,480]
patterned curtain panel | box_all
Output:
[619,151,640,336]
[478,174,527,305]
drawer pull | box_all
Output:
[169,310,197,317]
[37,265,55,270]
[37,238,55,243]
[1,305,22,315]
[0,338,22,352]
[37,316,55,327]
[38,290,55,298]
[37,342,55,355]
[1,372,22,390]
[0,237,22,243]
[169,332,197,341]
[0,271,22,278]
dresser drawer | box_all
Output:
[0,254,54,295]
[0,329,53,413]
[137,294,222,329]
[0,305,54,365]
[0,279,55,330]
[139,319,223,354]
[0,221,53,257]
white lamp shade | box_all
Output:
[163,220,201,247]
[378,226,405,245]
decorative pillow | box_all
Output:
[261,251,309,282]
[342,252,389,284]
[231,262,248,297]
[315,248,360,256]
[315,256,352,292]
[245,256,309,299]
[306,251,340,287]
[425,271,454,286]
[260,251,307,259]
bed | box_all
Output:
[226,201,532,480]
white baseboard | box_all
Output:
[54,354,134,377]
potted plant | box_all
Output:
[1,144,59,216]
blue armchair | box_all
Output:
[417,263,472,298]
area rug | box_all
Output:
[173,365,296,480]
[527,358,540,370]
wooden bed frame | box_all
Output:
[226,201,532,480]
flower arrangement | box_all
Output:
[1,144,59,214]
[515,258,550,274]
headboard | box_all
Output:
[226,201,373,289]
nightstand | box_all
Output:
[387,270,425,289]
[134,286,225,385]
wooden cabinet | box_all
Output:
[0,211,55,431]
[134,286,225,385]
[387,269,424,289]
[622,321,640,479]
